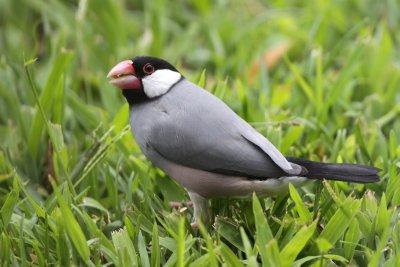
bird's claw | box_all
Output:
[169,201,193,209]
[190,222,199,229]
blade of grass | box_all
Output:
[289,184,312,223]
[280,220,317,267]
[111,228,138,266]
[53,183,90,263]
[318,196,361,248]
[176,217,186,267]
[252,193,273,264]
[239,227,258,267]
[218,242,243,267]
[27,51,73,158]
[151,223,161,267]
[343,219,361,260]
[138,231,150,267]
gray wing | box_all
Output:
[145,79,302,178]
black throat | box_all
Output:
[122,89,149,105]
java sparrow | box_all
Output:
[107,56,379,224]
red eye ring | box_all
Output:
[143,63,154,74]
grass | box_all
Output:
[0,0,400,266]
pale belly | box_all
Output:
[150,150,309,199]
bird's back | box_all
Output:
[129,79,289,179]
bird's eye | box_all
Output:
[143,63,155,75]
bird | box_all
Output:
[107,56,380,225]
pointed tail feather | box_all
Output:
[287,157,380,183]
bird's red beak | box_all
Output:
[107,60,141,90]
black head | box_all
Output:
[107,56,182,105]
[132,56,179,79]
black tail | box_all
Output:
[287,157,380,183]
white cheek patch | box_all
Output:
[142,69,181,98]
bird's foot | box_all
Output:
[188,192,211,226]
[190,222,199,229]
[169,201,193,210]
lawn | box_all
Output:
[0,0,399,266]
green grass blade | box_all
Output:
[216,217,244,252]
[138,231,150,267]
[252,193,273,264]
[54,185,90,263]
[198,221,219,266]
[289,184,312,223]
[112,227,138,266]
[374,194,391,238]
[239,227,258,267]
[264,239,282,267]
[0,189,19,230]
[318,196,361,248]
[280,220,317,267]
[27,51,73,158]
[343,219,361,260]
[151,223,161,267]
[218,243,243,267]
[176,217,186,267]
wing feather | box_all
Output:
[141,80,300,178]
